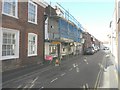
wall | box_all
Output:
[1,2,45,72]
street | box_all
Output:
[3,50,106,89]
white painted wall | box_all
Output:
[45,42,50,55]
[45,18,49,40]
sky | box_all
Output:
[44,0,115,42]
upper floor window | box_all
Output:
[28,0,37,24]
[2,0,18,18]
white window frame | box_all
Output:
[28,0,37,24]
[28,33,38,57]
[0,28,19,60]
[2,0,18,18]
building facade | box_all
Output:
[82,32,93,52]
[0,0,47,72]
[44,4,84,61]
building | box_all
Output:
[44,4,84,62]
[44,5,60,60]
[82,32,93,52]
[0,0,47,72]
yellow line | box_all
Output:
[94,70,101,89]
[94,54,106,89]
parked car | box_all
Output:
[103,47,111,53]
[94,46,98,52]
[103,47,109,50]
[84,47,94,55]
[97,46,100,51]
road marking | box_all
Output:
[76,67,79,72]
[32,77,39,83]
[98,63,104,69]
[24,85,28,88]
[30,83,34,88]
[50,78,58,83]
[17,85,22,88]
[84,59,87,62]
[83,85,85,88]
[61,73,66,76]
[84,59,88,64]
[94,69,102,88]
[3,65,55,85]
[106,55,110,57]
[41,86,44,88]
[85,83,89,88]
[82,83,89,89]
[73,63,76,67]
[69,68,73,71]
[76,64,78,67]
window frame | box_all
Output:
[0,28,19,60]
[28,0,38,24]
[28,33,38,57]
[2,0,18,18]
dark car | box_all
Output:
[84,47,94,55]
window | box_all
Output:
[28,33,37,56]
[0,28,19,60]
[49,45,57,55]
[28,0,37,24]
[2,0,18,18]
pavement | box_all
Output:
[100,53,119,89]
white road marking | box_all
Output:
[76,64,78,67]
[30,83,34,88]
[50,78,58,83]
[73,64,76,67]
[84,59,88,64]
[32,77,39,83]
[106,55,110,57]
[83,85,85,88]
[98,63,103,69]
[83,83,89,89]
[24,85,28,88]
[85,83,89,88]
[69,68,73,71]
[17,85,22,88]
[41,86,44,88]
[61,73,66,76]
[84,59,87,62]
[76,67,79,72]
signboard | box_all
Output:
[51,41,61,44]
[61,38,74,42]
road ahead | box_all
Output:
[3,50,106,89]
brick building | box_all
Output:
[0,0,47,72]
[82,32,93,52]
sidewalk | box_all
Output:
[100,53,119,89]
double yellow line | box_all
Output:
[94,54,106,90]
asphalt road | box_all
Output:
[3,50,106,89]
